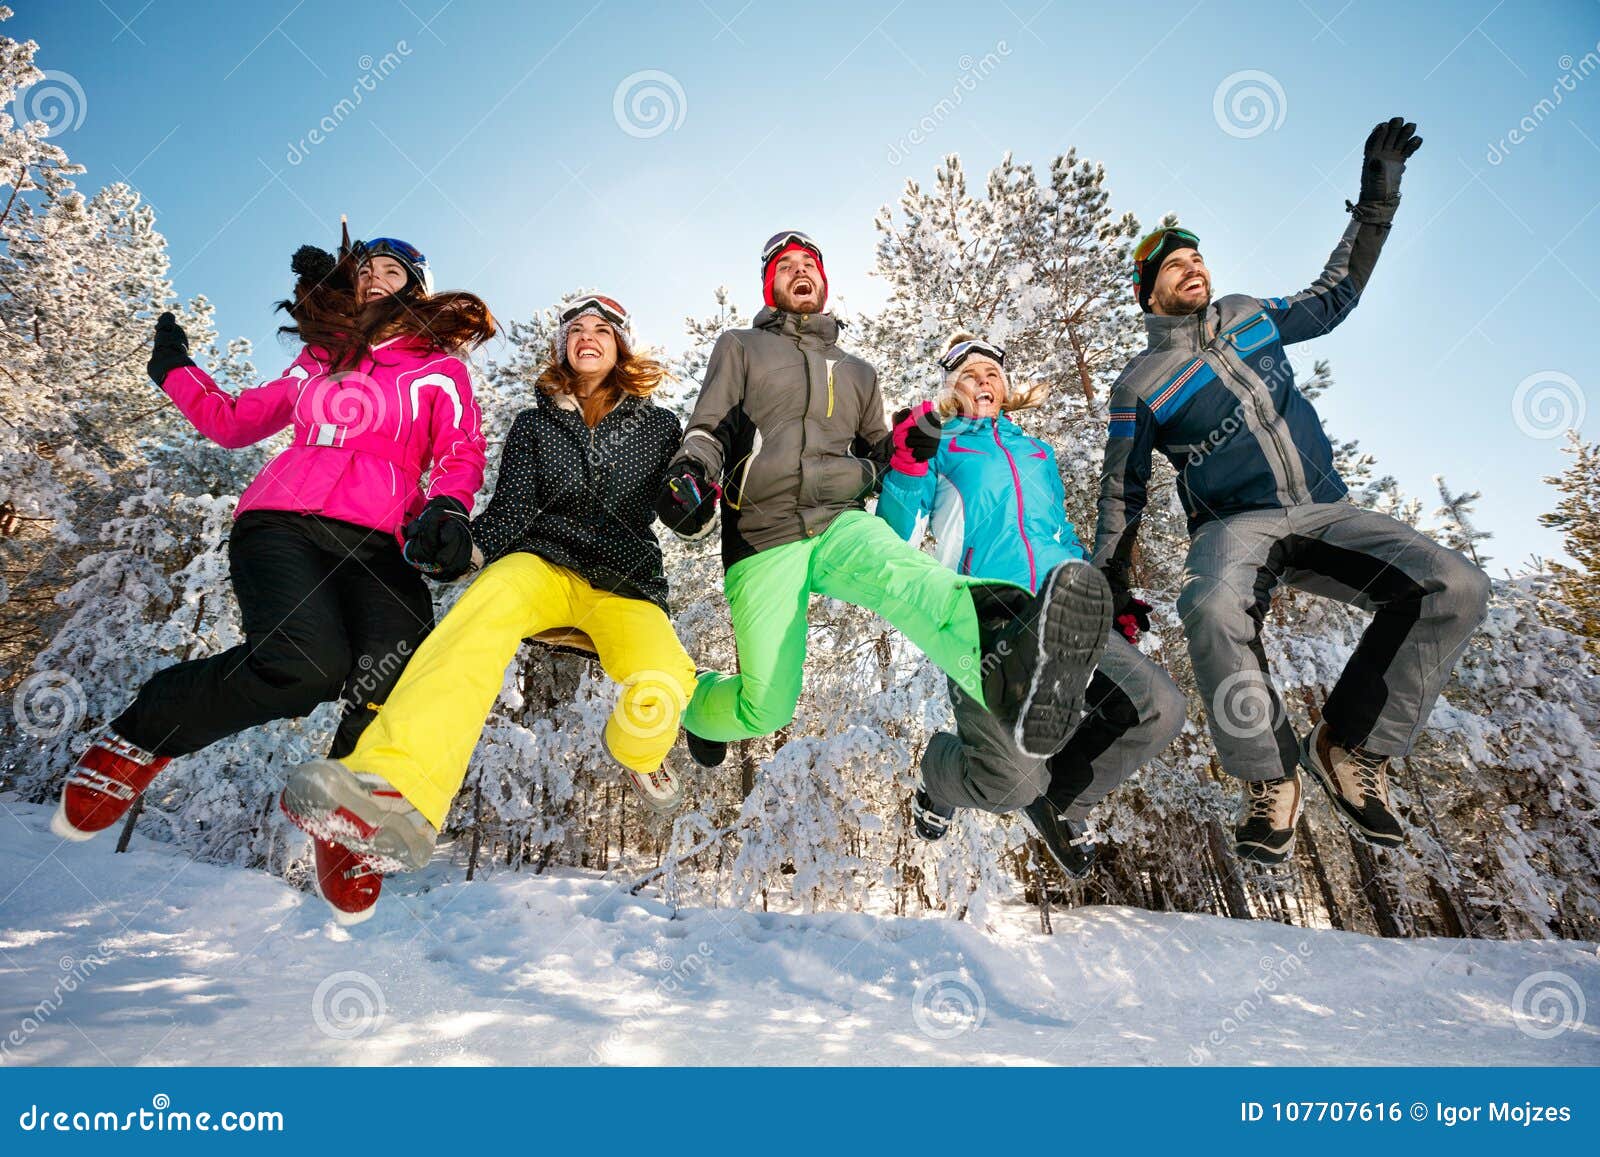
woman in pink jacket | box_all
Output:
[54,238,494,908]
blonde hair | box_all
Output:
[933,330,1049,417]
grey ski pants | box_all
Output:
[1177,501,1490,782]
[921,632,1186,819]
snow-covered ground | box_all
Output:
[1,798,1596,1066]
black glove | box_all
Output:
[402,495,474,581]
[1101,564,1152,643]
[1355,116,1422,218]
[147,311,196,386]
[654,461,717,537]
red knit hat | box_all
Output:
[761,232,827,309]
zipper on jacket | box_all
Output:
[961,547,974,575]
[1209,337,1309,506]
[992,419,1037,592]
[826,365,835,418]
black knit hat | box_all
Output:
[1133,228,1200,313]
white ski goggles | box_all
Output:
[939,338,1006,374]
[760,230,823,268]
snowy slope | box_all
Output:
[1,798,1596,1067]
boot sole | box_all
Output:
[623,769,686,815]
[1019,811,1094,879]
[50,799,97,842]
[1297,738,1405,849]
[1014,563,1113,759]
[281,760,436,872]
[1235,837,1295,865]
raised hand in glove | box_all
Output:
[402,495,474,581]
[147,311,197,386]
[1357,116,1422,210]
[654,461,718,538]
[889,401,944,476]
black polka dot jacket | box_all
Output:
[469,390,683,611]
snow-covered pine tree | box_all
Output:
[1538,430,1600,653]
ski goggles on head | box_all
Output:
[938,338,1006,374]
[1131,227,1200,284]
[354,236,432,293]
[558,294,630,329]
[760,230,823,268]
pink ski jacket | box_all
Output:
[159,336,486,539]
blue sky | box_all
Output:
[12,0,1598,568]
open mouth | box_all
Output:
[574,346,601,360]
[790,279,814,296]
[976,390,995,406]
[1181,275,1206,294]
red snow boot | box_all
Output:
[312,835,383,926]
[53,730,171,841]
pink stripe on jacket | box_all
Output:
[160,336,487,540]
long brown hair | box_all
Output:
[277,246,496,370]
[537,331,670,427]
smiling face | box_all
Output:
[952,358,1008,419]
[771,247,823,314]
[358,255,410,304]
[1149,247,1211,317]
[565,313,619,383]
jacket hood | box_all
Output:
[1143,306,1214,354]
[753,306,843,345]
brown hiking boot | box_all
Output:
[1299,720,1404,848]
[1233,767,1304,864]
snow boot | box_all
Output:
[1020,798,1098,879]
[911,781,955,841]
[1299,720,1403,848]
[685,730,726,769]
[53,729,171,841]
[312,835,382,926]
[1233,767,1304,864]
[280,759,436,873]
[620,755,686,814]
[976,561,1112,760]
